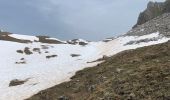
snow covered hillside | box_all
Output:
[0,32,169,100]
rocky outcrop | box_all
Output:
[36,36,66,44]
[163,0,170,12]
[67,39,88,46]
[0,32,32,43]
[133,0,170,28]
[127,13,170,37]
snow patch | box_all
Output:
[9,34,38,42]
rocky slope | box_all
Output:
[133,0,170,28]
[127,13,170,37]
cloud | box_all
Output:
[30,0,137,34]
[0,0,166,40]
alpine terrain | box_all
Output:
[0,0,170,100]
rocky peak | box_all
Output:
[147,1,158,8]
[133,0,169,28]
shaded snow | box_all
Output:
[0,32,169,100]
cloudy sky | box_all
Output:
[0,0,165,41]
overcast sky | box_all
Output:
[0,0,165,41]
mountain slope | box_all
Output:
[26,13,170,100]
[1,2,170,100]
[27,39,170,100]
[0,30,169,100]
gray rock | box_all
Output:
[133,0,170,28]
[58,96,69,100]
[9,79,28,87]
[127,13,170,37]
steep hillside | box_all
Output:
[133,0,170,28]
[27,38,170,100]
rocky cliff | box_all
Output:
[133,0,170,28]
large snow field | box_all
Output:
[0,32,169,100]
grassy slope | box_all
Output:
[27,41,170,100]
